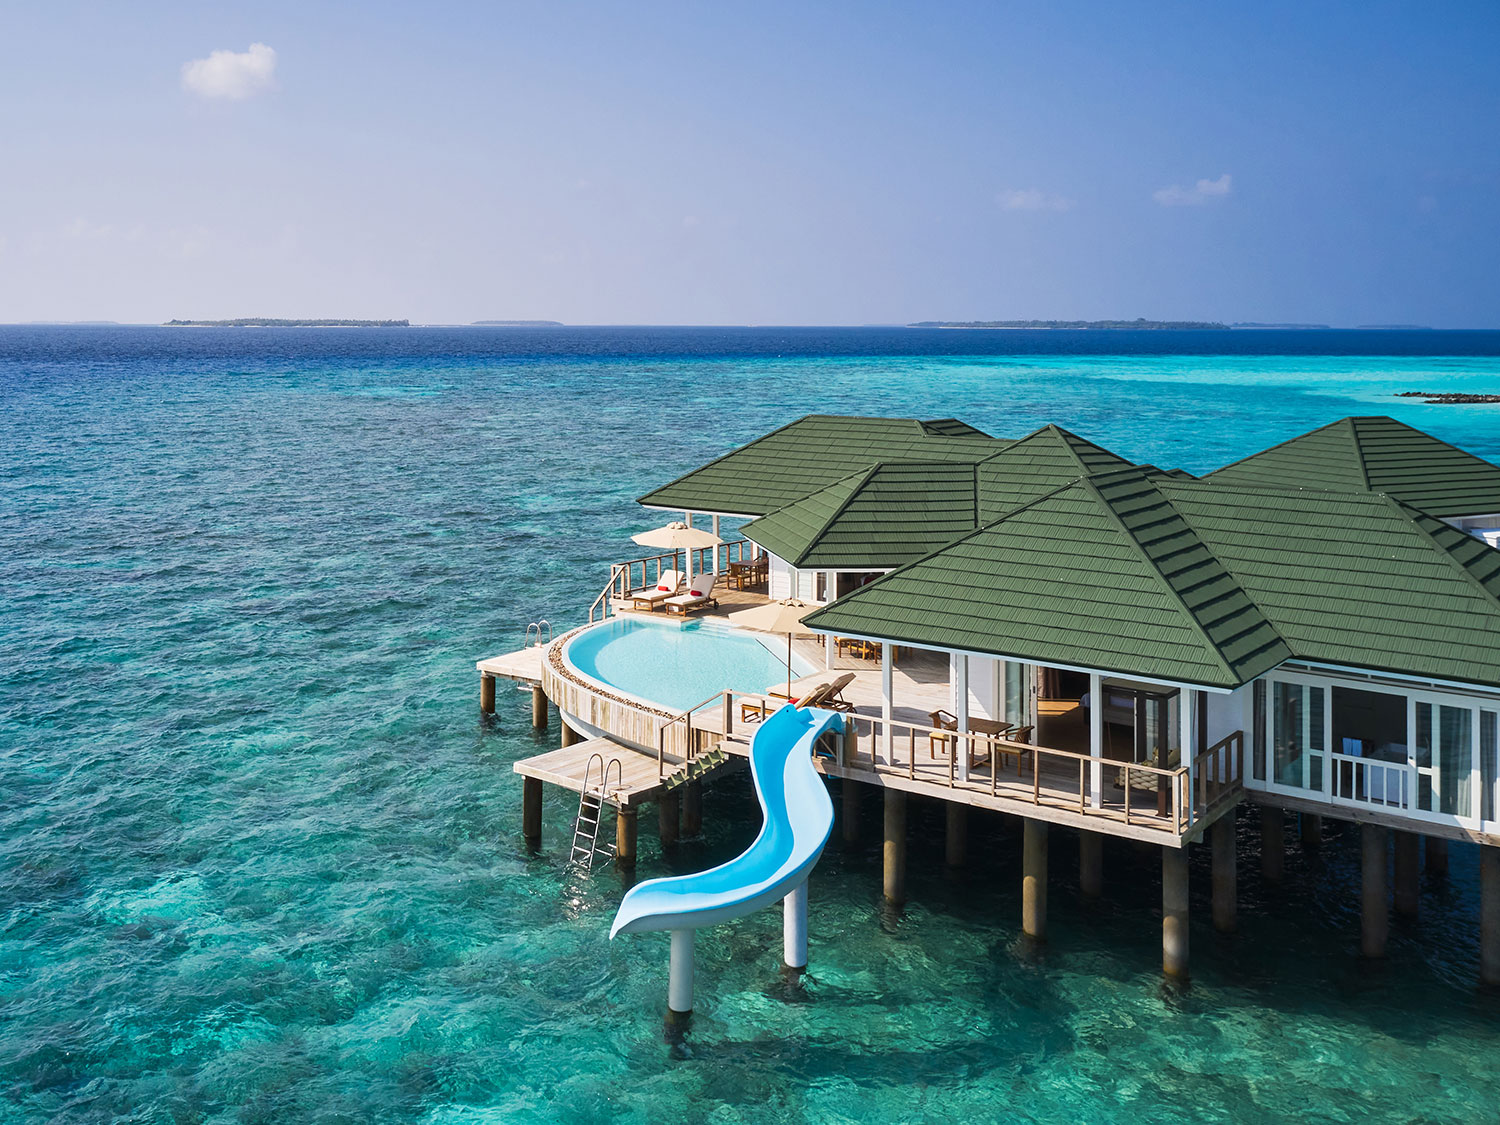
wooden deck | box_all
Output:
[477,645,545,685]
[512,737,673,809]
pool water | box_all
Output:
[565,616,816,711]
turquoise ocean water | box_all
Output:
[5,326,1500,1122]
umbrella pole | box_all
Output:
[787,632,793,699]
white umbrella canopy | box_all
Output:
[728,599,816,697]
[631,521,723,579]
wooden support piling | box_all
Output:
[1393,830,1420,919]
[1482,845,1500,987]
[659,790,680,846]
[531,684,547,730]
[1300,812,1322,851]
[615,808,637,868]
[1260,807,1285,884]
[682,781,703,838]
[1022,819,1048,941]
[1162,845,1190,979]
[841,779,861,845]
[1212,815,1236,933]
[945,803,968,869]
[522,776,543,844]
[1079,830,1103,900]
[1426,836,1449,878]
[480,673,496,714]
[560,722,581,748]
[883,788,907,906]
[1361,824,1389,959]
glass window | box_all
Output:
[1483,711,1497,823]
[1438,705,1474,818]
[1273,681,1324,791]
[1253,680,1266,782]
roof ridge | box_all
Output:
[1383,493,1500,613]
[1082,469,1282,684]
[805,463,883,557]
[636,414,815,505]
[1343,418,1372,490]
[1205,416,1350,478]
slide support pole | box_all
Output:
[784,880,809,971]
[668,929,694,1022]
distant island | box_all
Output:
[1231,322,1332,330]
[1359,324,1434,330]
[165,318,409,328]
[1395,391,1500,404]
[471,320,564,327]
[910,318,1229,330]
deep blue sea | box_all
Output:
[6,325,1500,1123]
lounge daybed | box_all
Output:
[664,571,718,615]
[627,569,683,611]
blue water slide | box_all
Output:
[610,704,843,937]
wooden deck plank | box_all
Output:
[512,737,667,808]
[477,646,545,684]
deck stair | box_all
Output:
[661,746,733,791]
[569,753,623,871]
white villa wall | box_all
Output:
[767,554,792,600]
[1207,686,1245,747]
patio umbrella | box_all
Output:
[631,520,723,580]
[728,598,816,698]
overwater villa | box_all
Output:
[481,414,1500,1014]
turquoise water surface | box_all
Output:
[5,327,1500,1122]
[566,618,816,712]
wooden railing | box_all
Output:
[842,713,1202,833]
[651,689,1246,839]
[590,540,760,623]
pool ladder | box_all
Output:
[524,620,552,648]
[569,753,622,872]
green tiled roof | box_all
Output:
[806,465,1500,689]
[803,469,1292,689]
[1165,482,1500,687]
[976,425,1135,521]
[743,462,979,569]
[637,415,1005,516]
[1206,416,1500,518]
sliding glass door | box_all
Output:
[1270,679,1325,795]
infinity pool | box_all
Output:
[565,616,817,711]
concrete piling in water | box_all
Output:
[1300,812,1322,852]
[522,777,542,846]
[1079,831,1103,900]
[1022,820,1048,941]
[531,684,547,730]
[1482,846,1500,987]
[945,804,968,870]
[1361,824,1389,959]
[682,781,703,838]
[480,673,496,714]
[841,779,860,845]
[1426,836,1450,878]
[1212,815,1237,934]
[1393,830,1420,919]
[883,789,907,906]
[659,791,680,846]
[667,929,694,1027]
[783,881,809,972]
[1260,807,1285,884]
[615,808,637,869]
[1162,845,1190,979]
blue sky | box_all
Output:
[2,1,1497,326]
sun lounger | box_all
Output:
[627,569,683,611]
[664,571,718,615]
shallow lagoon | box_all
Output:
[4,326,1500,1122]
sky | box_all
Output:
[1,1,1498,327]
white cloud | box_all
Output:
[996,189,1074,212]
[181,43,277,100]
[1153,173,1232,206]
